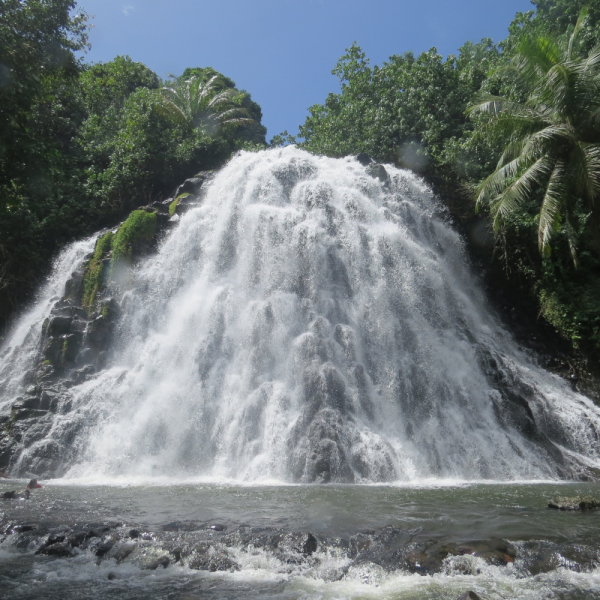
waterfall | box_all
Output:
[2,147,600,483]
[0,236,97,405]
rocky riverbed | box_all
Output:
[1,481,600,599]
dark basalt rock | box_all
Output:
[303,533,318,556]
[174,172,215,199]
[35,534,65,554]
[2,519,599,584]
[47,316,72,336]
[39,543,75,558]
[456,593,483,600]
[68,530,89,547]
[63,269,84,300]
[95,539,115,557]
[356,153,373,166]
[113,542,136,563]
[366,163,389,182]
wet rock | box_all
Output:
[174,173,213,199]
[68,530,89,547]
[548,495,600,510]
[155,212,172,231]
[171,547,182,562]
[68,365,96,385]
[366,163,389,182]
[88,526,111,538]
[579,496,600,510]
[69,318,87,334]
[150,200,169,214]
[303,533,318,556]
[209,524,225,532]
[188,543,240,572]
[129,529,140,538]
[149,555,170,570]
[64,269,84,300]
[40,543,75,558]
[47,316,72,336]
[95,539,114,557]
[456,593,483,600]
[35,534,65,554]
[356,153,373,166]
[113,542,137,563]
[12,525,35,533]
[11,406,48,421]
[86,315,113,349]
[43,336,65,368]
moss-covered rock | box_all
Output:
[169,193,190,216]
[111,210,157,265]
[82,231,114,309]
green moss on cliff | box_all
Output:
[111,210,157,265]
[169,192,190,216]
[82,231,114,309]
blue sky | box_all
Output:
[76,0,534,142]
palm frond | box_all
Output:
[512,36,562,86]
[522,123,577,160]
[475,155,525,209]
[567,6,589,60]
[538,159,567,255]
[207,88,238,109]
[467,95,533,118]
[579,143,600,202]
[216,107,252,122]
[543,63,574,115]
[496,139,527,170]
[153,99,189,126]
[490,156,554,229]
[564,212,580,268]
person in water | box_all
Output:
[2,489,30,500]
[1,479,42,499]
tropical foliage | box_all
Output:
[156,75,253,133]
[470,8,600,265]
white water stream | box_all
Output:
[0,236,97,403]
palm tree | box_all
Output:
[155,75,253,135]
[468,8,600,265]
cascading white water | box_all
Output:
[5,147,600,482]
[0,236,97,406]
